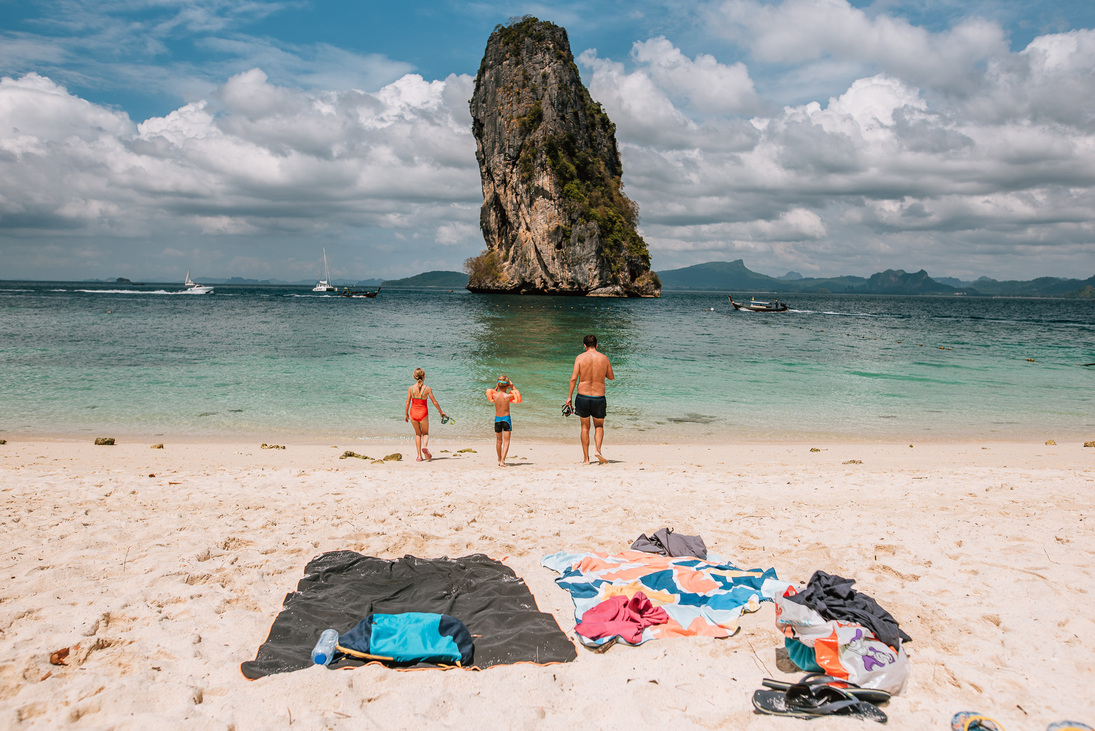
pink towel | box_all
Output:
[574,592,669,644]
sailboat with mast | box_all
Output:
[181,270,214,295]
[312,249,337,292]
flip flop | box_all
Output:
[752,683,888,723]
[952,712,1005,731]
[422,448,432,461]
[762,673,892,705]
[1048,724,1094,731]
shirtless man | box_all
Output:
[566,334,614,465]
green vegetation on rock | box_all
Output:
[469,16,659,296]
[463,250,502,284]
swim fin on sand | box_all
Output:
[953,713,1093,731]
[952,712,1004,731]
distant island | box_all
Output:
[655,259,1095,298]
[380,271,468,288]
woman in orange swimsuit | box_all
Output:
[404,367,446,462]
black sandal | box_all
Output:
[753,681,888,723]
[761,672,892,706]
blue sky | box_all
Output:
[2,0,1094,282]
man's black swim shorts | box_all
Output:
[574,394,607,419]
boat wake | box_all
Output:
[788,308,895,318]
[75,289,175,295]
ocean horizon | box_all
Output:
[2,281,1092,444]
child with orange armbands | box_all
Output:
[486,375,521,467]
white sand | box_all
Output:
[1,437,1093,729]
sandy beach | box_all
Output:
[2,436,1093,729]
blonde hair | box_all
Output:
[413,368,425,382]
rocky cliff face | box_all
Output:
[466,17,660,297]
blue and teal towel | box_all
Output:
[337,612,474,667]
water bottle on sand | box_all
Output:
[311,628,339,665]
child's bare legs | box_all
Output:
[497,431,511,466]
[412,420,424,461]
[421,417,432,461]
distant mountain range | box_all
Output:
[84,260,1095,297]
[655,260,1095,298]
[379,270,468,288]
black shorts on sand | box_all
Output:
[574,394,607,419]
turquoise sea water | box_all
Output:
[1,282,1093,443]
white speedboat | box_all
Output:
[313,249,337,292]
[182,270,214,295]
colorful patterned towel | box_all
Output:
[543,550,783,647]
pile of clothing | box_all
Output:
[775,570,911,695]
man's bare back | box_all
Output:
[572,348,613,396]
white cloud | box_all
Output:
[0,69,481,279]
[579,50,697,148]
[630,37,764,115]
[707,0,1008,95]
[578,48,762,153]
[578,19,1095,279]
[984,28,1095,127]
[0,73,134,144]
[435,219,479,246]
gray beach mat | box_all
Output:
[241,551,576,678]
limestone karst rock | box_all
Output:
[467,17,661,297]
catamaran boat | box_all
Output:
[728,294,787,312]
[313,249,337,292]
[181,271,214,295]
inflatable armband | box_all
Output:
[488,388,521,403]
